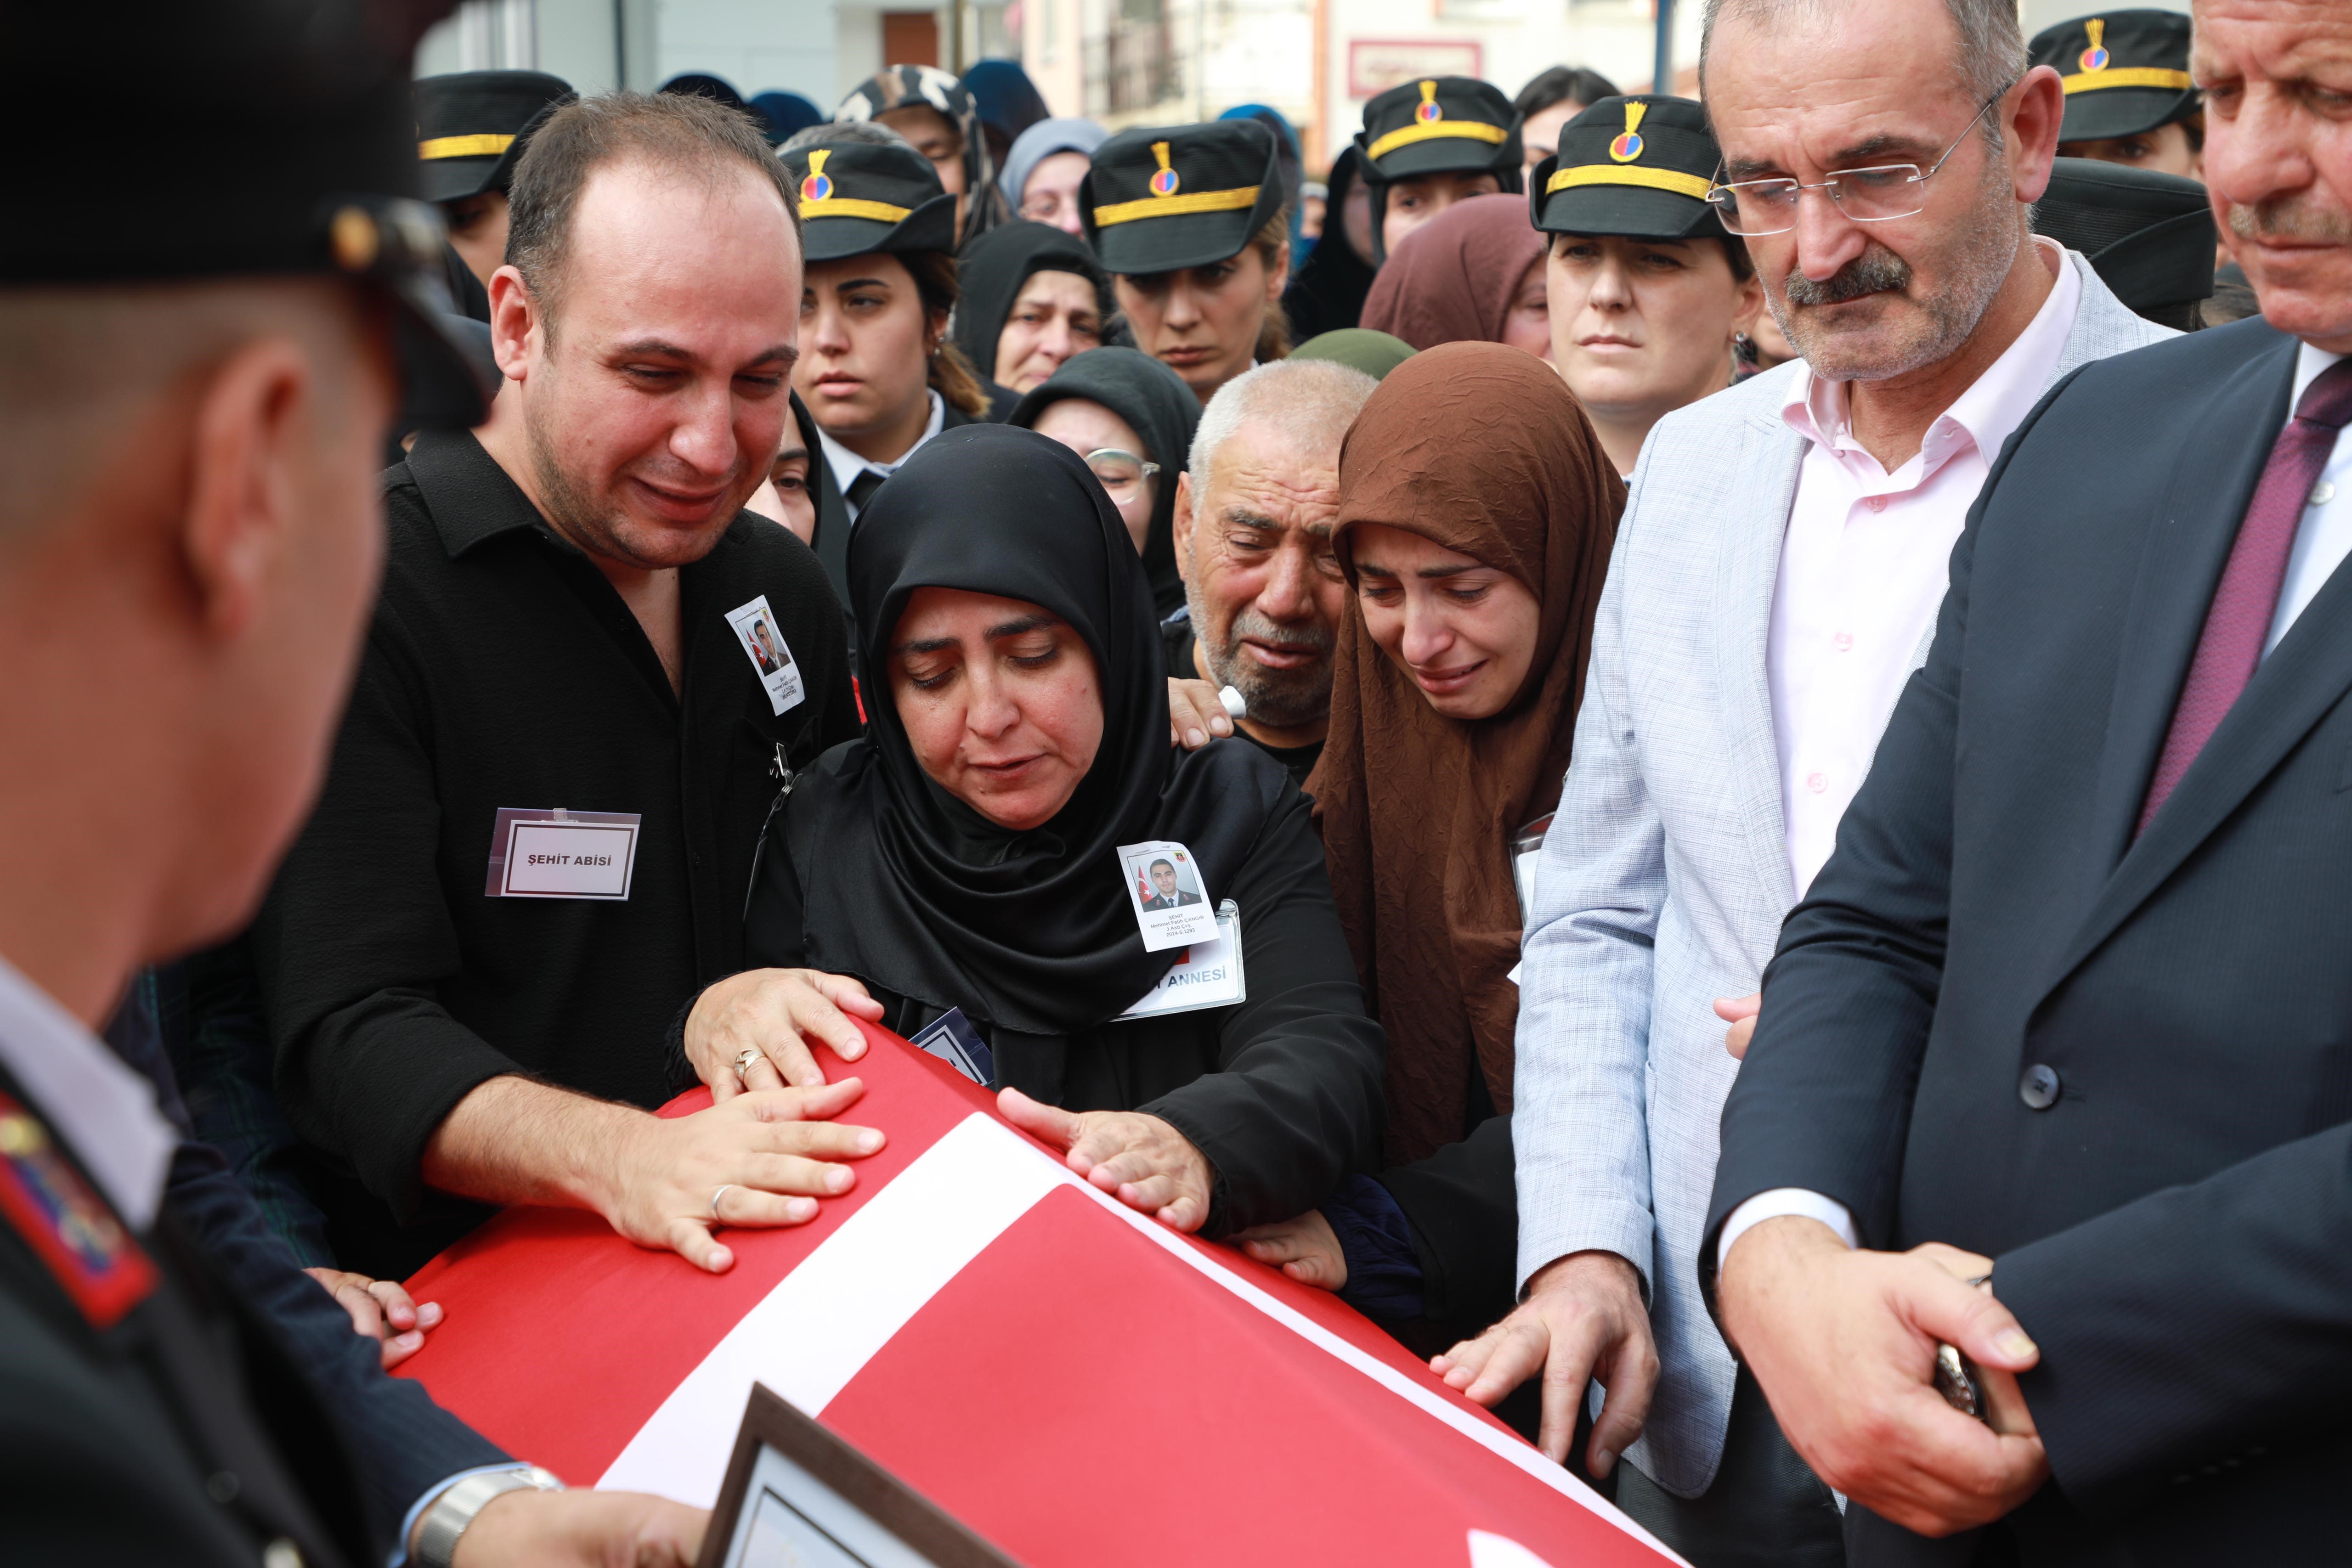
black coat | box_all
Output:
[1707,319,2352,1564]
[0,1062,378,1568]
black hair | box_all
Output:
[1513,65,1622,119]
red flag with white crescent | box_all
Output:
[398,1023,1685,1568]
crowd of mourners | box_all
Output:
[12,0,2352,1563]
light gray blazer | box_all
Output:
[1510,253,2171,1498]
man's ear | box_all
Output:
[1171,471,1197,584]
[180,337,313,641]
[486,264,537,380]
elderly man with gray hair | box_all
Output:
[1164,357,1380,785]
[1426,0,2172,1562]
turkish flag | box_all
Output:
[397,1023,1684,1568]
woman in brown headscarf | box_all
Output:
[1235,341,1623,1359]
[1358,193,1552,358]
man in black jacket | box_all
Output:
[255,90,880,1280]
[0,3,699,1560]
[1707,1,2352,1560]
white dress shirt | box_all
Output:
[1768,238,2081,898]
[819,388,945,523]
[1723,336,2352,1273]
[0,954,172,1229]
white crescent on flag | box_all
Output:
[397,1023,1689,1568]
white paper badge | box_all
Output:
[483,807,642,900]
[724,595,806,717]
[1117,839,1218,952]
[1117,900,1245,1019]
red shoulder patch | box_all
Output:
[0,1092,156,1328]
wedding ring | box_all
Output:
[710,1184,735,1221]
[733,1047,762,1080]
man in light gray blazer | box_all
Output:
[1430,0,2175,1562]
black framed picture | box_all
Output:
[697,1383,1025,1568]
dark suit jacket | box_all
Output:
[1706,319,2352,1566]
[0,1062,376,1568]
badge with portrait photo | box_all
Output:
[725,595,806,716]
[1117,839,1217,952]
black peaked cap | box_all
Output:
[414,69,574,202]
[2030,10,2199,142]
[2,0,488,428]
[781,138,959,261]
[1357,76,1521,185]
[1531,95,1725,241]
[1082,120,1284,276]
[2035,158,2216,312]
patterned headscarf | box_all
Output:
[834,65,1010,246]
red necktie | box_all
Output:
[2138,358,2352,835]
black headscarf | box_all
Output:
[788,389,854,605]
[1009,347,1199,618]
[1283,147,1377,340]
[834,66,1011,246]
[952,220,1113,387]
[786,424,1276,1037]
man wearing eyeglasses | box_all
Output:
[1707,0,2352,1559]
[1432,0,2170,1562]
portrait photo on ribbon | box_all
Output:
[1119,839,1216,950]
[726,593,809,716]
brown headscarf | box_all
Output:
[1359,193,1549,352]
[1306,343,1624,1165]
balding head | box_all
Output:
[1175,358,1376,745]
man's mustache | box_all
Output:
[1782,245,1914,307]
[2227,197,2352,245]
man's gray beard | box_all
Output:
[1770,162,2022,384]
[1184,579,1335,731]
[2228,195,2352,246]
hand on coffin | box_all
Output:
[612,1079,886,1273]
[998,1086,1215,1232]
[1168,676,1236,750]
[686,967,887,1099]
[304,1266,443,1369]
[1233,1209,1347,1288]
[1718,1217,2047,1534]
[437,1485,706,1567]
[1429,1249,1656,1475]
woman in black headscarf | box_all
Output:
[1282,147,1378,340]
[1011,347,1199,619]
[952,220,1114,420]
[681,425,1384,1235]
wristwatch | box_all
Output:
[416,1465,565,1568]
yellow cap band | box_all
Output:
[2063,66,2195,93]
[1092,184,1261,227]
[1546,164,1714,202]
[418,132,516,160]
[1364,119,1509,163]
[800,196,914,223]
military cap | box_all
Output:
[1081,121,1285,276]
[1355,76,1522,186]
[780,137,959,262]
[2033,158,2215,329]
[1531,96,1726,241]
[2,0,488,428]
[2030,10,2199,143]
[414,70,574,203]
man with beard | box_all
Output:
[1428,0,2171,1562]
[1163,359,1379,786]
[253,91,874,1281]
[1710,0,2352,1557]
